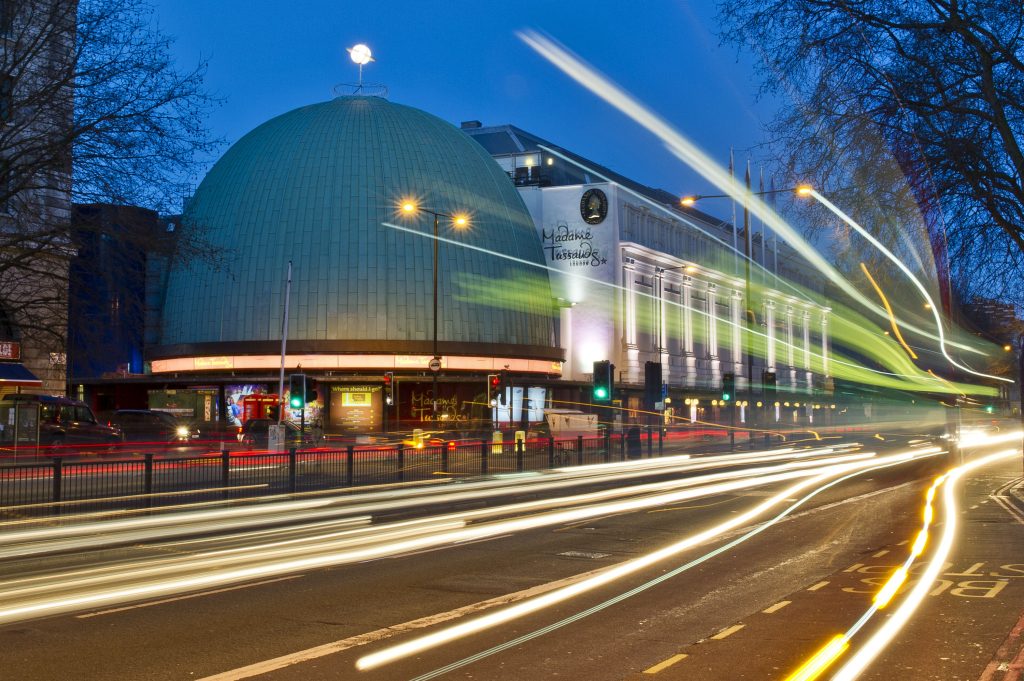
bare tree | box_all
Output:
[0,0,218,383]
[717,0,1024,307]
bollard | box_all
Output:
[397,447,405,482]
[221,448,230,497]
[480,440,488,475]
[346,444,354,486]
[516,439,524,472]
[548,436,555,469]
[441,441,449,474]
[604,430,611,462]
[576,435,584,466]
[647,426,653,458]
[144,453,154,504]
[659,428,664,456]
[288,447,297,493]
[620,431,626,461]
[52,456,63,505]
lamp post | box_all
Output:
[680,183,812,442]
[400,201,469,419]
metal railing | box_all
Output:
[0,431,673,517]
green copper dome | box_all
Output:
[156,96,556,359]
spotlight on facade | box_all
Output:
[795,184,813,196]
[401,201,416,213]
[680,196,696,207]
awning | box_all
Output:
[0,362,42,386]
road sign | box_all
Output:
[428,358,442,372]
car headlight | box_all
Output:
[176,426,189,438]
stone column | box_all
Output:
[731,290,744,390]
[786,306,796,389]
[802,310,812,391]
[623,264,639,384]
[706,283,720,383]
[682,276,695,387]
[656,270,670,380]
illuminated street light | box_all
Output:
[399,200,471,418]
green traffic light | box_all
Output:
[722,393,731,401]
[594,387,608,399]
[290,397,303,408]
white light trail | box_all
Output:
[830,448,1018,680]
[356,448,937,671]
[806,189,1011,384]
[516,29,983,360]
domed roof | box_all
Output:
[156,96,556,360]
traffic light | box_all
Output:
[487,373,500,407]
[721,373,735,402]
[289,373,306,409]
[305,377,318,404]
[763,371,777,399]
[384,372,394,406]
[592,360,613,402]
[644,361,662,410]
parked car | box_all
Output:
[0,394,122,447]
[236,418,311,449]
[105,409,198,443]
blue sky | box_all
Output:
[151,0,779,220]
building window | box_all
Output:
[0,75,12,123]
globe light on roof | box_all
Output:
[795,184,813,196]
[401,201,416,213]
[348,44,373,66]
[453,214,469,227]
[680,196,696,207]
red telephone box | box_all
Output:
[242,394,280,422]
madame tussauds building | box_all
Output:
[147,95,563,435]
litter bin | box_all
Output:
[626,426,642,459]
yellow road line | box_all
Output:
[763,600,791,614]
[711,624,745,640]
[642,653,688,674]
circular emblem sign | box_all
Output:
[428,358,442,372]
[580,188,608,225]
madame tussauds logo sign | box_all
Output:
[541,223,608,268]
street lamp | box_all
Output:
[399,200,470,418]
[677,183,813,443]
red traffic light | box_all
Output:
[489,375,500,388]
[383,372,393,385]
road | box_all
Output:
[0,431,1020,680]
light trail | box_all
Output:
[404,449,940,681]
[829,447,1018,680]
[859,262,917,359]
[0,448,874,624]
[781,429,1022,680]
[356,447,939,672]
[807,189,1011,384]
[516,30,983,362]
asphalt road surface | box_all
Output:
[0,433,1021,681]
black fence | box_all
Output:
[0,430,672,517]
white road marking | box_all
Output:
[197,564,611,681]
[198,474,923,680]
[807,581,830,591]
[873,550,889,558]
[76,575,303,618]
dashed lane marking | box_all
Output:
[873,550,889,558]
[844,563,864,572]
[896,539,908,546]
[807,581,830,591]
[643,653,688,674]
[711,624,745,640]
[762,600,791,614]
